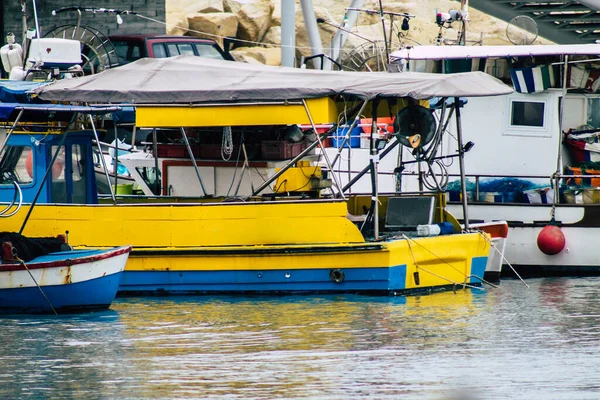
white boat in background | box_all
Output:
[359,43,600,277]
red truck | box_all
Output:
[108,34,235,65]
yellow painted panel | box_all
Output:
[136,97,337,127]
[6,201,365,248]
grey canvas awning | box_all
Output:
[33,55,512,104]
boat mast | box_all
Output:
[454,97,470,230]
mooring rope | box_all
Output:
[475,231,529,288]
[402,234,486,291]
[13,249,57,315]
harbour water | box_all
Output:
[1,277,599,399]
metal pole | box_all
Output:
[113,124,119,193]
[90,115,115,202]
[326,0,364,65]
[0,109,24,156]
[300,0,324,70]
[370,100,380,239]
[342,139,400,192]
[331,100,369,168]
[19,115,74,235]
[377,0,390,67]
[281,0,296,67]
[302,99,345,199]
[251,137,321,196]
[180,127,206,196]
[554,55,569,211]
[152,128,161,195]
[454,97,469,230]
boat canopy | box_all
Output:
[33,55,512,104]
[391,44,600,61]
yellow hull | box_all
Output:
[5,200,490,294]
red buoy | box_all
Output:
[537,225,566,255]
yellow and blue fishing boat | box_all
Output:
[0,56,512,295]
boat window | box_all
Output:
[510,101,545,127]
[194,44,224,59]
[136,166,161,195]
[152,43,167,58]
[50,145,87,203]
[0,146,33,185]
[587,98,600,128]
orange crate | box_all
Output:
[566,166,600,187]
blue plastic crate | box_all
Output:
[331,126,362,148]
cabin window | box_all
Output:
[136,166,161,195]
[510,101,545,127]
[50,145,87,203]
[0,146,33,185]
[587,98,600,128]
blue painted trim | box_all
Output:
[0,271,122,314]
[119,265,409,294]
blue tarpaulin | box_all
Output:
[0,81,47,103]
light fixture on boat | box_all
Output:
[375,138,388,151]
[463,141,475,153]
[394,105,437,149]
[401,17,410,31]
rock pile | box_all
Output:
[167,0,553,68]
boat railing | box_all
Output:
[400,171,600,205]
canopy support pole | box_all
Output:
[113,124,119,193]
[370,99,380,240]
[180,127,206,196]
[331,100,369,170]
[342,139,400,192]
[302,99,345,199]
[19,113,77,234]
[0,109,24,157]
[152,129,161,195]
[90,114,115,202]
[251,138,319,196]
[454,97,469,230]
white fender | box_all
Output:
[0,43,23,73]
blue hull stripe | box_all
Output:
[120,265,408,294]
[0,272,122,313]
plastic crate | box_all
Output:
[565,166,600,187]
[331,126,362,148]
[261,141,308,160]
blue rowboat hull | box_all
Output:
[0,246,131,314]
[0,271,123,314]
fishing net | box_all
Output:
[0,232,65,262]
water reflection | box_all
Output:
[2,280,600,399]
